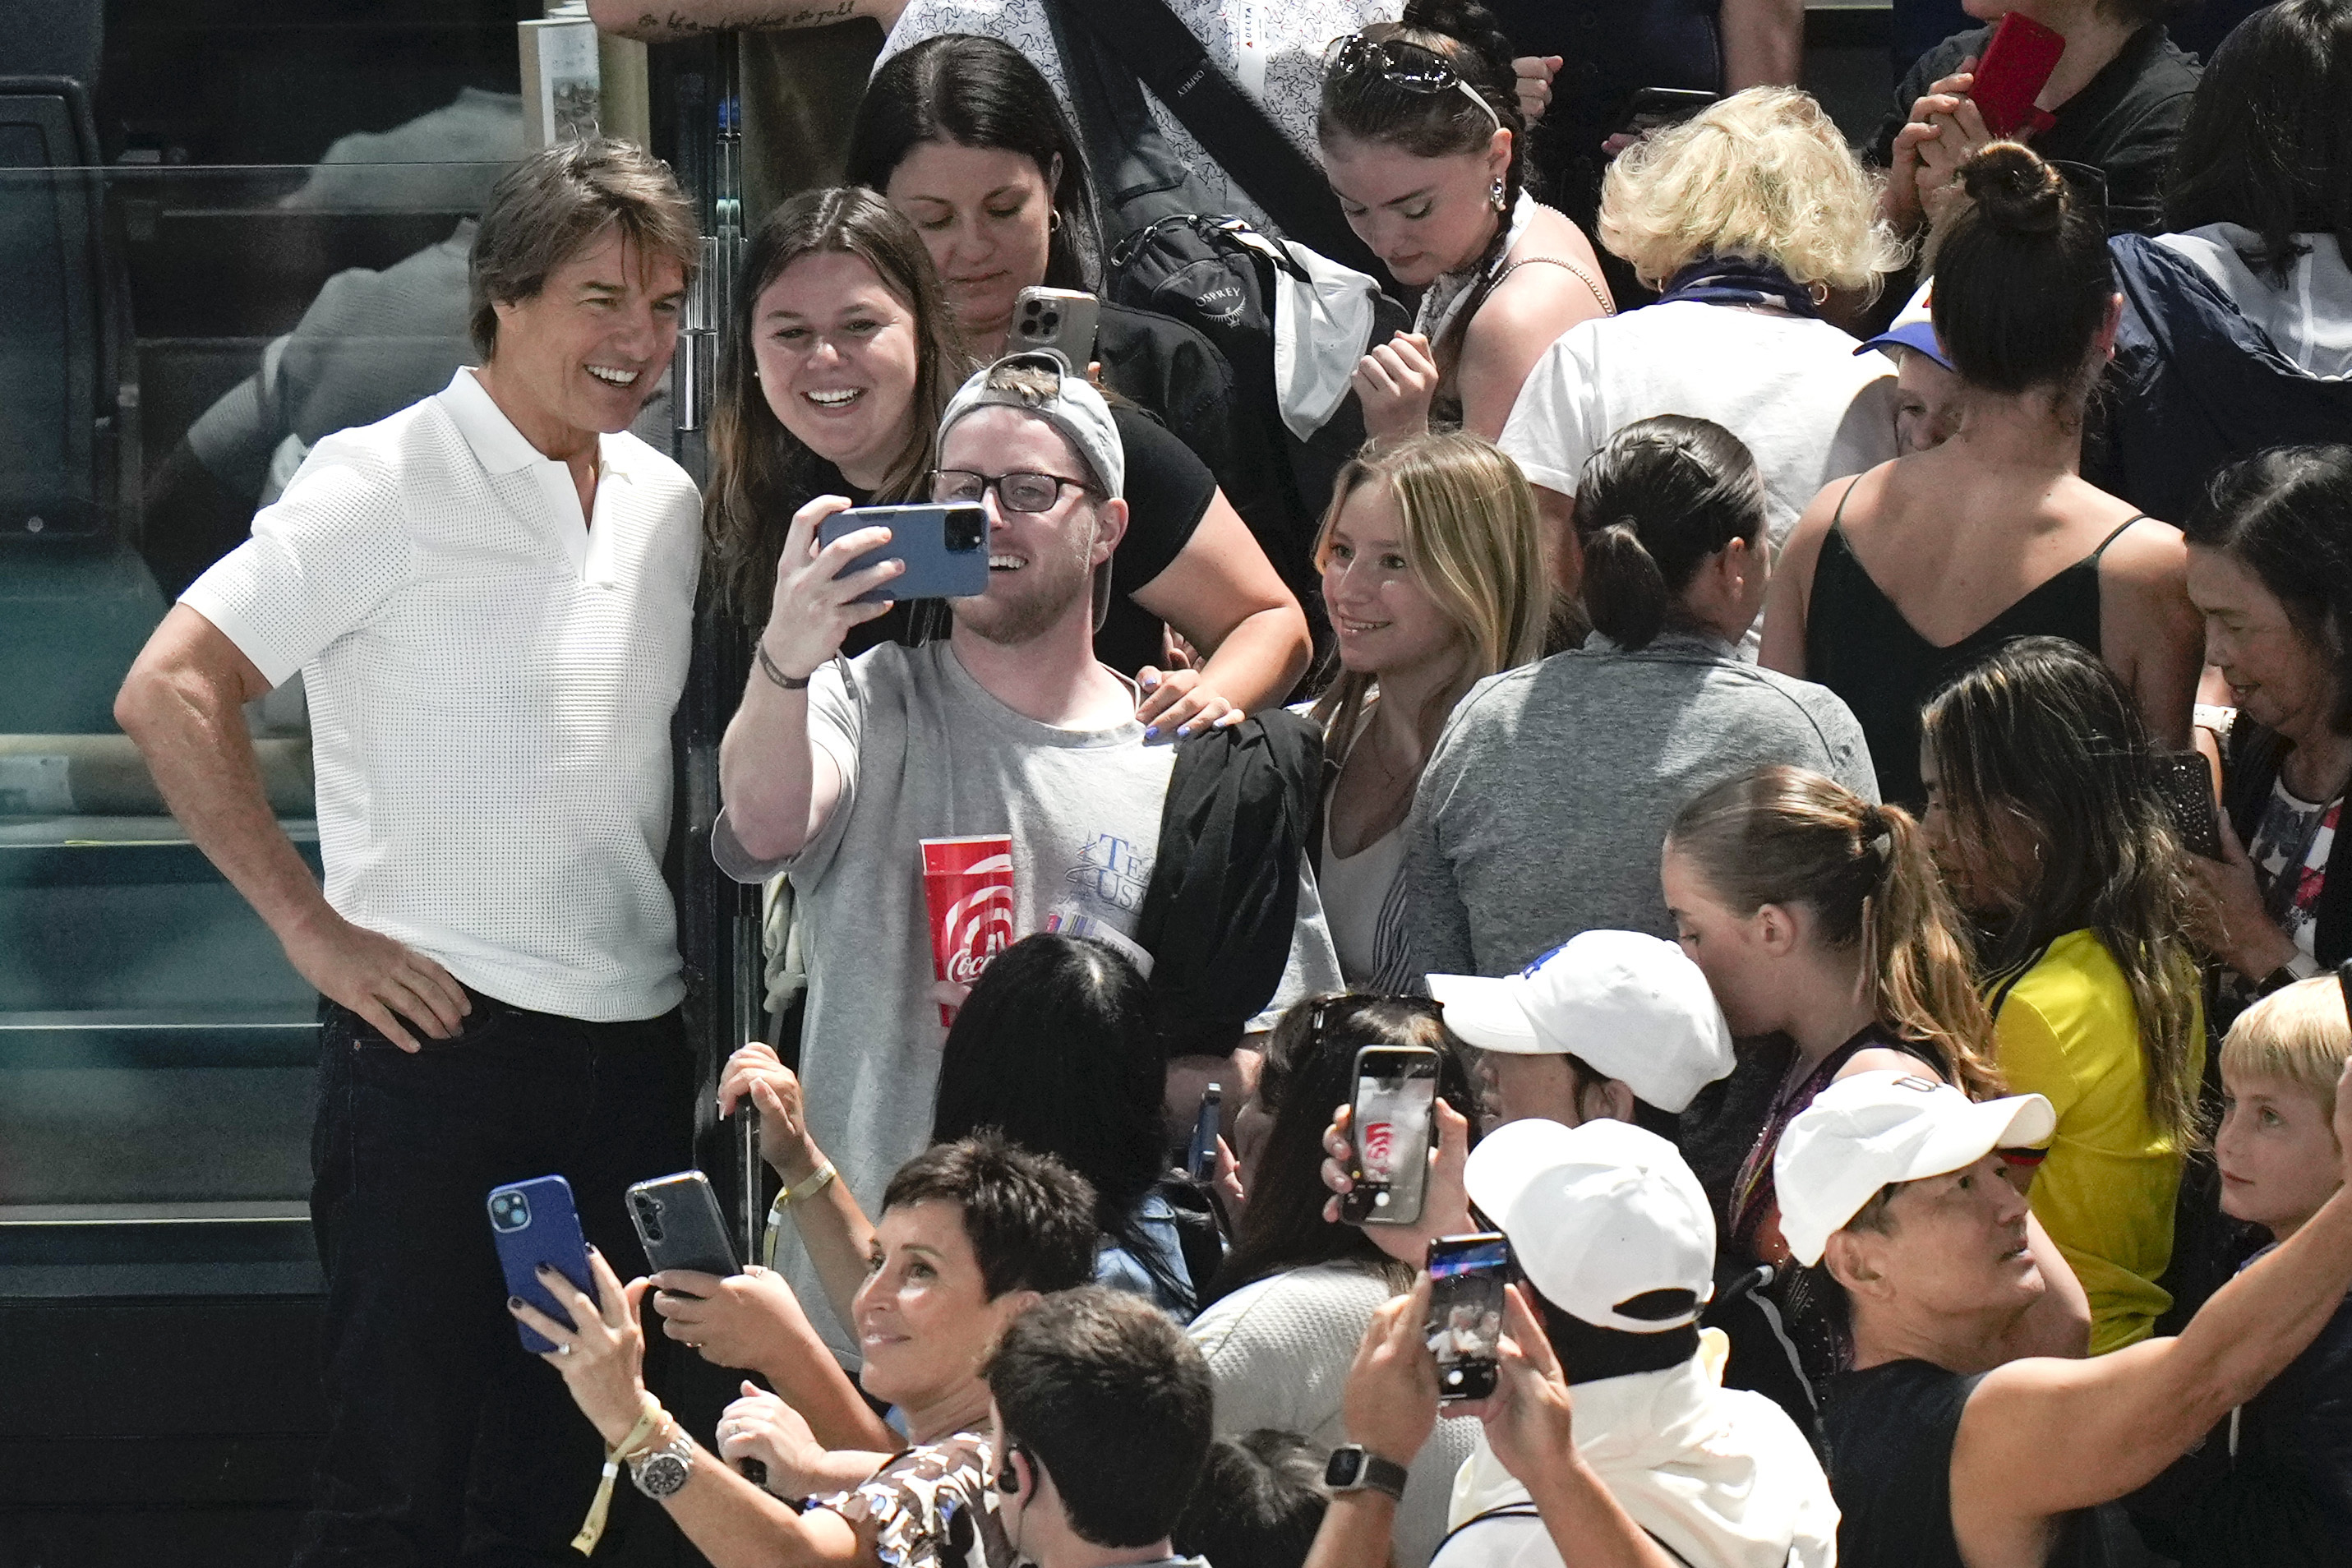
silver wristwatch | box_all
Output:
[630,1429,695,1498]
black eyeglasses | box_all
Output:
[1326,33,1501,133]
[929,468,1095,513]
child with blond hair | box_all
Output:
[2138,975,2352,1565]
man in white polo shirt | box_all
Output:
[117,140,701,1565]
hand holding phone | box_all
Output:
[763,495,903,681]
[488,1175,597,1354]
[818,502,989,605]
[1425,1232,1510,1401]
[1968,12,2066,138]
[1344,1045,1443,1226]
[2152,751,2223,860]
[1188,1084,1224,1182]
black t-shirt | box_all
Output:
[833,405,1214,675]
[1824,1359,2112,1568]
[1874,24,2200,235]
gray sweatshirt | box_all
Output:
[1406,631,1878,980]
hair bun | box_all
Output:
[1400,0,1517,76]
[1958,141,2068,237]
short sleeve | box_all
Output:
[1106,404,1216,597]
[1993,989,2085,1128]
[815,1432,1003,1568]
[1496,331,1596,496]
[710,657,865,887]
[177,434,417,688]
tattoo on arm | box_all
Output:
[637,0,858,36]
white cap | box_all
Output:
[1773,1071,2056,1267]
[1427,931,1734,1113]
[1463,1117,1717,1332]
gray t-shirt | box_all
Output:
[1405,631,1878,980]
[717,640,1338,1350]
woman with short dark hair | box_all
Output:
[1766,141,2203,808]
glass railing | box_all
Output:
[0,157,520,1286]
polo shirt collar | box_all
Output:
[438,367,549,477]
[438,367,641,582]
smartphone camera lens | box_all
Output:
[946,506,985,553]
[632,1192,664,1243]
[1040,309,1060,333]
[491,1192,531,1232]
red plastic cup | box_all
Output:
[920,834,1016,1026]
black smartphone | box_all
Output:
[487,1174,596,1354]
[817,503,989,604]
[626,1170,740,1284]
[2153,751,2222,860]
[1343,1044,1442,1227]
[1426,1231,1510,1401]
[1187,1083,1223,1181]
[1612,86,1716,138]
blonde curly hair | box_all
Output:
[1598,86,1907,297]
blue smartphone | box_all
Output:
[819,503,989,605]
[487,1174,597,1354]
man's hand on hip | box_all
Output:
[286,907,471,1050]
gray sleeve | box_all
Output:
[1801,682,1881,805]
[1402,726,1476,985]
[711,659,864,886]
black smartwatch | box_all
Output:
[1324,1444,1409,1501]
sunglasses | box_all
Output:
[1327,33,1503,136]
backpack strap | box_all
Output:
[1048,0,1383,277]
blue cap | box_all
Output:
[1855,279,1952,371]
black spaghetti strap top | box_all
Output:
[1824,1361,2112,1568]
[1804,485,2146,808]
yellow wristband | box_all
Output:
[779,1160,837,1208]
[573,1393,663,1556]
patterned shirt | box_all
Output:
[815,1431,1011,1568]
[2221,777,2342,1005]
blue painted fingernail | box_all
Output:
[1143,726,1159,740]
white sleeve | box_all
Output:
[177,435,416,689]
[1496,329,1603,496]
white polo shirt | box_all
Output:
[182,368,699,1022]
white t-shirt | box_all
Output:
[1189,1263,1480,1568]
[715,640,1341,1355]
[878,0,1395,229]
[180,368,700,1022]
[1497,300,1899,563]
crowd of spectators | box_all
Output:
[107,0,2352,1564]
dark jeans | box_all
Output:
[293,990,696,1566]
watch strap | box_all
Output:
[1326,1444,1409,1501]
[630,1428,696,1498]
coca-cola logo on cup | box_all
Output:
[940,875,1016,983]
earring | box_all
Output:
[1049,210,1061,233]
[1490,177,1506,212]
[1807,281,1830,307]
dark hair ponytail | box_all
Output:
[1928,142,2113,397]
[1571,415,1765,650]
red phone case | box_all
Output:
[1969,12,2066,139]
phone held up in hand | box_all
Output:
[818,503,989,604]
[1012,286,1101,367]
[487,1174,597,1354]
[2152,751,2224,860]
[626,1169,741,1285]
[1344,1043,1442,1227]
[1188,1083,1223,1182]
[1426,1231,1511,1401]
[1968,11,2066,138]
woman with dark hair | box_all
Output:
[2182,446,2352,1025]
[706,185,1307,731]
[838,48,1312,715]
[1919,635,2204,1352]
[1317,1,1614,442]
[1878,0,2201,238]
[1404,417,1875,980]
[703,934,1199,1330]
[2090,0,2352,523]
[1767,141,2202,809]
[1186,994,1480,1568]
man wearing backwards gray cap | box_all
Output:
[713,353,1340,1358]
[1312,1118,1835,1568]
[1783,1064,2352,1568]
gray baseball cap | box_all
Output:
[938,350,1125,500]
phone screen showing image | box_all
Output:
[1346,1046,1441,1226]
[1427,1232,1510,1401]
